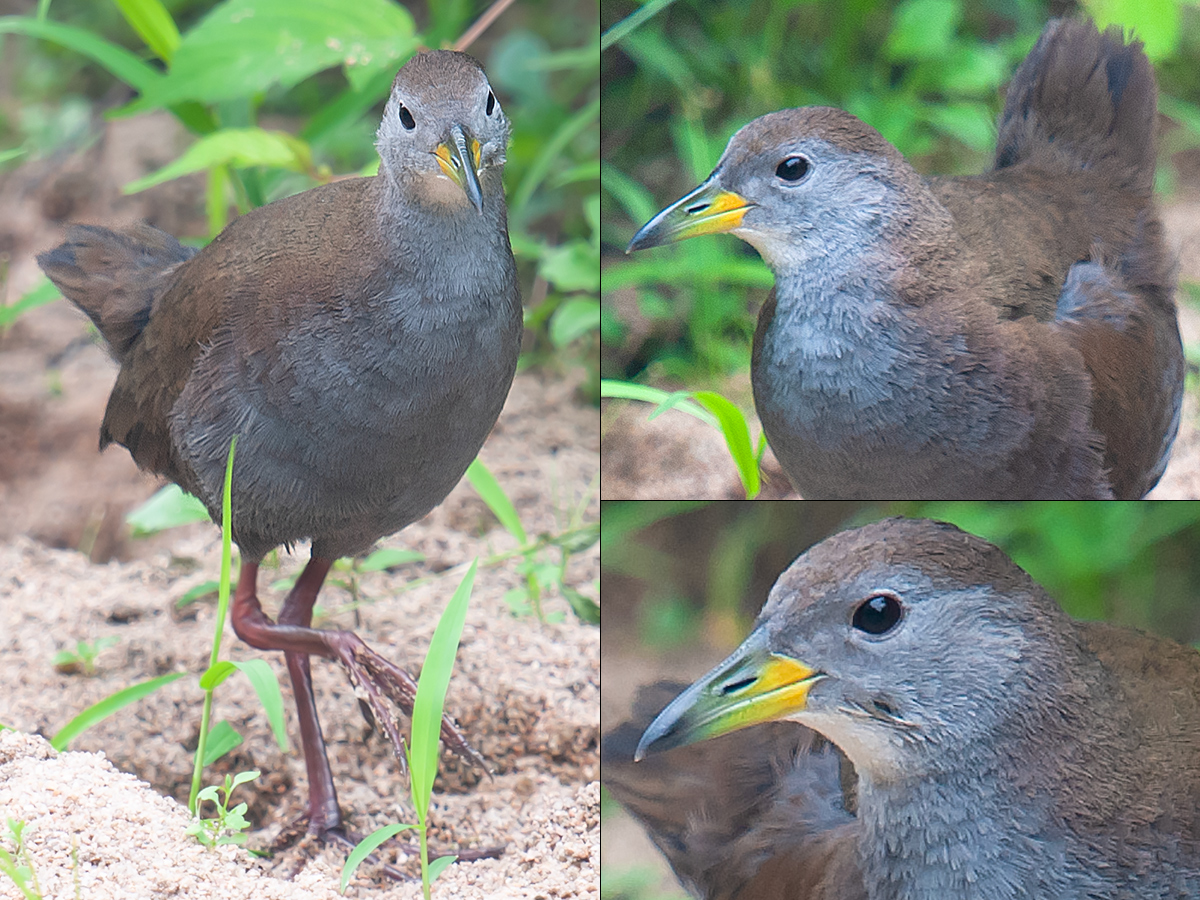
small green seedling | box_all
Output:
[0,819,42,900]
[52,636,120,675]
[341,560,478,897]
[186,770,260,848]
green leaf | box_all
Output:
[466,460,527,544]
[177,580,219,607]
[340,823,416,891]
[131,0,417,110]
[549,297,600,347]
[126,484,211,535]
[0,16,164,92]
[113,0,181,63]
[51,672,186,750]
[886,0,960,62]
[427,854,457,882]
[540,240,600,292]
[357,547,424,572]
[599,380,718,428]
[124,128,313,194]
[692,391,760,499]
[410,561,476,819]
[199,660,237,691]
[232,659,288,751]
[201,719,243,766]
[0,277,59,329]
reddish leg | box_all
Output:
[232,556,485,837]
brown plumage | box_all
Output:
[629,19,1183,499]
[38,50,521,844]
[605,518,1200,899]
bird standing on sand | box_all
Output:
[38,49,522,840]
[628,20,1183,499]
[607,517,1200,899]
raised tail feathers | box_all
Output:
[37,223,196,362]
[994,18,1157,197]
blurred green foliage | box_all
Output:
[603,500,1200,651]
[1,0,600,395]
[600,0,1200,388]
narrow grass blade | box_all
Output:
[340,823,416,892]
[232,659,288,751]
[599,380,717,427]
[410,561,477,818]
[466,460,527,544]
[692,391,761,498]
[51,672,185,750]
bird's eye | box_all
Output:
[853,593,903,635]
[398,104,416,130]
[776,155,810,182]
[486,91,496,116]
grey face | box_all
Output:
[758,562,1033,781]
[376,50,510,211]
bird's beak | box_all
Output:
[627,177,754,253]
[434,124,484,214]
[635,630,822,760]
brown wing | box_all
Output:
[603,681,865,900]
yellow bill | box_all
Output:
[635,632,822,760]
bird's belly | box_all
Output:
[172,296,520,558]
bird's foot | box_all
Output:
[325,630,490,774]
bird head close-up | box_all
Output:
[628,108,933,278]
[377,49,510,215]
[635,517,1069,786]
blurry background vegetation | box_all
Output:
[601,499,1200,899]
[600,0,1200,399]
[0,0,600,395]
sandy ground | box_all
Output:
[0,113,599,896]
[601,200,1200,501]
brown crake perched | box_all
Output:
[628,20,1183,499]
[612,518,1200,899]
[38,50,522,842]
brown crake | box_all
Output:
[628,20,1183,499]
[38,50,522,840]
[609,518,1200,899]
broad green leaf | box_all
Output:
[51,672,186,750]
[124,128,313,194]
[131,0,417,110]
[540,241,600,292]
[409,561,476,819]
[466,461,526,544]
[550,297,600,347]
[126,484,211,535]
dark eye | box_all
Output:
[398,104,416,130]
[853,594,903,635]
[486,91,496,116]
[776,155,810,182]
